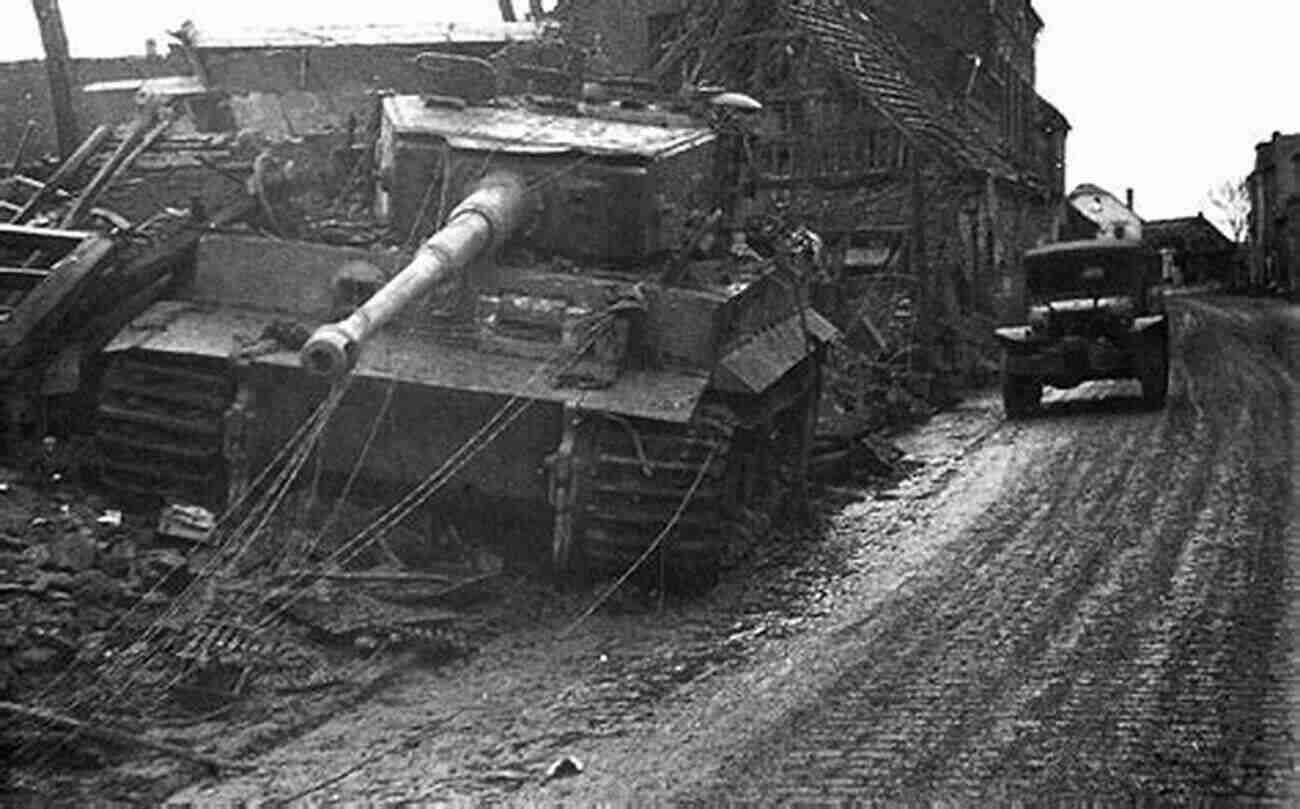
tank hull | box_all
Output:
[95,338,819,578]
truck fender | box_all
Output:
[1131,315,1167,335]
[994,325,1034,347]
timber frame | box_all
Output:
[570,0,1072,372]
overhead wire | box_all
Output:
[560,442,720,638]
[249,322,609,634]
[20,378,355,765]
[19,378,352,717]
[20,109,663,770]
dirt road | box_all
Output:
[170,296,1297,806]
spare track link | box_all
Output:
[572,403,740,579]
[95,350,236,509]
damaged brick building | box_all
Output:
[1248,131,1300,295]
[557,0,1069,375]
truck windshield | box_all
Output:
[1025,251,1136,299]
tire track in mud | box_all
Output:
[690,298,1296,805]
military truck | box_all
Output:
[994,239,1168,417]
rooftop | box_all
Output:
[185,20,545,50]
[1025,239,1150,260]
[1144,215,1235,252]
[781,0,1058,183]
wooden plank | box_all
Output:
[7,119,37,173]
[0,222,94,242]
[61,111,173,229]
[0,233,115,352]
[10,125,111,224]
[0,267,52,283]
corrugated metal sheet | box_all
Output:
[383,96,715,158]
[783,0,1019,181]
[107,302,709,423]
[191,21,543,50]
[719,308,839,393]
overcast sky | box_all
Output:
[3,0,1298,229]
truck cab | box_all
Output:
[994,239,1168,416]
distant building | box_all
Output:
[0,19,549,169]
[1062,183,1142,242]
[1144,215,1237,286]
[181,19,550,136]
[1247,131,1300,294]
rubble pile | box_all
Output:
[811,341,931,486]
[0,465,501,780]
[0,470,171,706]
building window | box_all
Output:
[755,95,906,182]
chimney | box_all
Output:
[1125,188,1135,212]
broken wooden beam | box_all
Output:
[10,124,110,224]
[8,119,37,173]
[61,111,173,229]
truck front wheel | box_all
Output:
[1001,355,1041,419]
[1138,332,1169,410]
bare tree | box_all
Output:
[497,0,517,21]
[1206,178,1250,243]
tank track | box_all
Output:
[94,350,236,509]
[569,403,741,579]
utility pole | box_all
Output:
[30,0,80,158]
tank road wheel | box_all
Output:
[1000,352,1041,419]
[548,362,821,588]
[94,350,236,510]
[550,405,738,586]
[1138,330,1170,410]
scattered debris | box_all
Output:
[95,509,122,527]
[0,700,251,773]
[544,755,584,782]
[156,504,216,544]
[812,409,908,485]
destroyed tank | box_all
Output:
[92,94,836,578]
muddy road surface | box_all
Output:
[168,296,1297,807]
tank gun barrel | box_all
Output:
[301,171,528,377]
